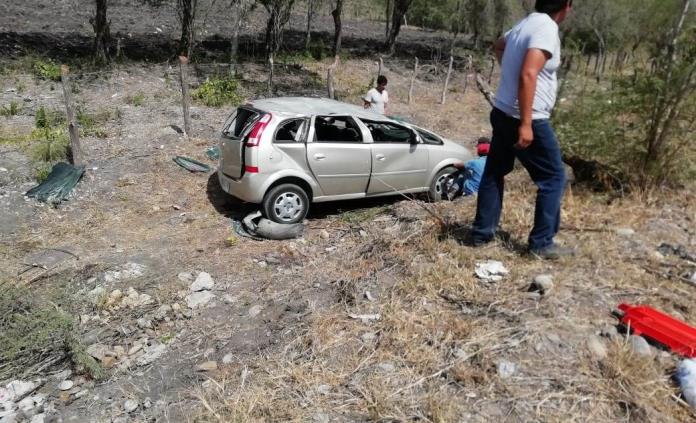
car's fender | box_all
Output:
[258,169,323,201]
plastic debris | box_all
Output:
[173,156,210,173]
[676,359,696,408]
[205,146,220,161]
[617,304,696,357]
[475,260,509,282]
[26,162,84,204]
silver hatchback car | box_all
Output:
[218,97,473,223]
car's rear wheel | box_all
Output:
[262,184,309,224]
[428,166,458,201]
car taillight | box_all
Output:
[245,113,272,147]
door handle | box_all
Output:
[376,154,386,161]
[313,153,326,160]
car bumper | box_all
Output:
[218,171,266,204]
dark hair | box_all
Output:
[377,75,388,85]
[535,0,572,14]
[477,136,491,145]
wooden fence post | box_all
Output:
[327,66,335,99]
[440,56,453,105]
[116,37,122,59]
[408,57,418,105]
[462,55,472,95]
[60,65,82,166]
[267,54,274,95]
[377,56,383,79]
[475,73,495,108]
[178,56,192,138]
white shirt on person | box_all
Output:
[495,12,561,120]
[364,88,389,115]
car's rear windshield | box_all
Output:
[222,108,260,139]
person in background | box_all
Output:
[447,137,490,200]
[364,75,389,115]
[469,0,574,260]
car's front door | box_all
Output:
[306,115,371,196]
[360,119,429,194]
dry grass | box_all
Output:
[194,178,696,422]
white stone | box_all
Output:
[497,360,516,379]
[615,228,636,237]
[530,274,554,295]
[222,353,234,365]
[30,414,45,423]
[629,335,653,356]
[248,305,263,317]
[190,272,214,292]
[587,335,608,360]
[104,262,145,283]
[186,291,215,309]
[4,380,38,402]
[123,399,138,413]
[57,380,74,391]
[136,343,166,367]
[177,272,193,282]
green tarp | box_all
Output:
[173,156,210,173]
[26,162,85,205]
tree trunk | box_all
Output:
[178,0,197,58]
[230,5,244,74]
[332,0,344,61]
[385,0,412,54]
[641,0,692,185]
[384,0,392,38]
[305,0,315,50]
[92,0,110,63]
[60,66,83,166]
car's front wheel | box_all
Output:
[428,166,458,201]
[262,184,309,224]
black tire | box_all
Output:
[428,166,458,202]
[262,183,310,224]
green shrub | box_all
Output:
[77,107,116,137]
[34,162,52,183]
[126,92,146,106]
[35,106,65,129]
[0,101,21,117]
[193,76,243,107]
[31,128,70,162]
[0,282,103,381]
[32,59,62,82]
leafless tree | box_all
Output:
[91,0,110,63]
[305,0,318,49]
[331,0,344,61]
[260,0,296,59]
[385,0,413,54]
[176,0,198,58]
[229,0,254,72]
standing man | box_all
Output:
[470,0,574,259]
[364,75,389,115]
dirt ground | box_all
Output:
[2,4,696,422]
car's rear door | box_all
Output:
[219,107,261,179]
[361,119,429,194]
[306,115,371,196]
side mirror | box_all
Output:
[409,132,419,144]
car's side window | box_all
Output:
[314,116,363,143]
[361,120,415,143]
[274,119,307,143]
[416,128,443,145]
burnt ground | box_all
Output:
[1,3,696,423]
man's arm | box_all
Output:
[493,36,506,64]
[516,48,550,149]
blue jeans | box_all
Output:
[471,108,566,250]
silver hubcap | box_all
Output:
[273,192,303,222]
[435,174,452,196]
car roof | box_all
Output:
[246,97,394,121]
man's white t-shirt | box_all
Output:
[364,88,389,115]
[495,12,561,120]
